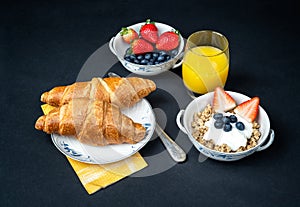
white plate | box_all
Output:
[51,99,155,164]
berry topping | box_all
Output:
[223,123,232,132]
[236,122,245,131]
[229,115,237,123]
[222,116,231,124]
[213,113,223,120]
[120,27,139,44]
[140,19,158,44]
[156,30,180,51]
[212,112,247,132]
[234,97,260,123]
[213,87,237,112]
[214,120,224,129]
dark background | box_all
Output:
[1,0,299,206]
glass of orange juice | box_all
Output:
[182,30,229,97]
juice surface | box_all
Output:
[182,46,229,94]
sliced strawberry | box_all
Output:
[140,19,158,44]
[131,38,154,55]
[120,27,139,44]
[156,30,180,51]
[234,97,260,122]
[213,87,236,112]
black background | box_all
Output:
[1,0,299,206]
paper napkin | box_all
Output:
[41,104,148,194]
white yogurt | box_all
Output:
[203,113,253,151]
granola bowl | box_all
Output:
[109,21,184,76]
[176,91,275,161]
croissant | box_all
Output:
[40,77,156,108]
[35,99,146,146]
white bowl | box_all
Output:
[109,22,184,76]
[176,91,275,161]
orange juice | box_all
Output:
[182,46,229,94]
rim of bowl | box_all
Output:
[183,91,271,156]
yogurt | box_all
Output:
[203,112,253,151]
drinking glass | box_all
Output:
[182,30,229,97]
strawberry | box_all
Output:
[131,38,154,55]
[140,19,158,44]
[120,27,139,44]
[213,87,237,112]
[234,97,260,123]
[156,30,180,51]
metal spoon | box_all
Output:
[107,72,186,162]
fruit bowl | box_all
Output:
[176,91,275,161]
[109,21,184,76]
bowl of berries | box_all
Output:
[176,87,275,161]
[109,19,184,76]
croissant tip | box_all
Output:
[35,116,45,131]
[40,92,48,102]
[148,79,156,91]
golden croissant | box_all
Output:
[35,99,146,146]
[40,77,156,108]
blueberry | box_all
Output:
[129,54,136,60]
[137,55,144,60]
[236,122,245,130]
[124,56,131,62]
[140,59,149,65]
[152,52,159,58]
[222,116,231,124]
[133,59,140,64]
[159,51,167,56]
[229,115,237,123]
[214,120,224,129]
[124,54,132,61]
[144,53,152,60]
[149,58,155,64]
[213,113,223,120]
[157,55,165,62]
[223,123,232,132]
[154,61,160,65]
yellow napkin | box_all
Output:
[41,104,148,194]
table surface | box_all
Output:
[1,0,299,206]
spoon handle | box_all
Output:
[155,123,186,162]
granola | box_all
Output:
[191,104,261,153]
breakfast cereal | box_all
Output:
[191,104,261,153]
